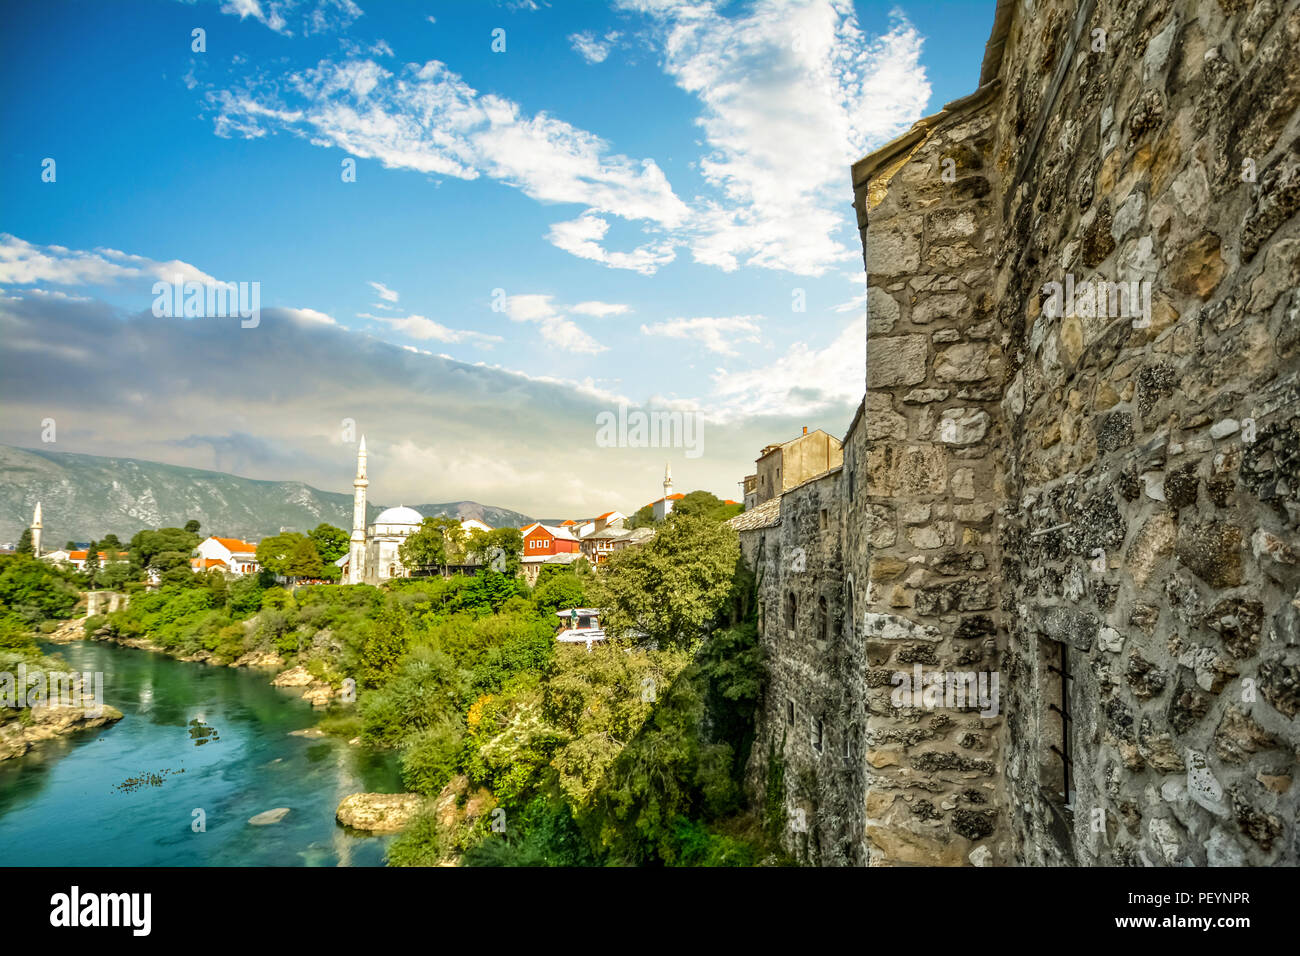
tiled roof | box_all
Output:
[212,536,258,553]
[726,496,781,531]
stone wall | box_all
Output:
[851,87,1010,865]
[988,0,1300,867]
[741,0,1299,867]
[737,469,863,865]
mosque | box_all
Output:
[343,436,424,585]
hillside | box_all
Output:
[0,444,532,546]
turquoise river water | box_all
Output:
[0,640,402,866]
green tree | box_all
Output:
[82,539,100,579]
[399,517,465,574]
[255,532,310,577]
[184,520,201,535]
[358,598,409,686]
[96,558,135,590]
[533,571,587,616]
[466,526,523,575]
[592,514,740,648]
[0,555,80,622]
[226,576,265,616]
[16,528,34,555]
[64,540,76,550]
[309,523,350,563]
[285,536,324,580]
[100,533,123,551]
[129,527,201,574]
[671,490,743,523]
[626,503,656,530]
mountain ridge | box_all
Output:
[0,444,533,546]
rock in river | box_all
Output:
[336,793,425,833]
[248,808,291,826]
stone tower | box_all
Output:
[663,462,673,499]
[31,501,42,558]
[348,436,368,585]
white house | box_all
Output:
[194,536,260,576]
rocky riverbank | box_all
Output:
[50,618,345,708]
[0,701,124,761]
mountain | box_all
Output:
[0,444,533,547]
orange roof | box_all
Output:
[596,511,617,520]
[192,557,228,570]
[212,536,258,553]
[68,550,112,561]
[643,493,686,508]
[560,519,576,526]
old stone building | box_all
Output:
[738,0,1299,866]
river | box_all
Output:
[0,640,403,866]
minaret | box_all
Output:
[348,437,368,584]
[31,501,42,558]
[663,462,673,499]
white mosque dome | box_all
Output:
[373,505,424,526]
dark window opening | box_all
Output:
[812,716,824,754]
[786,699,795,725]
[844,582,854,640]
[818,596,828,641]
[1042,639,1074,811]
[785,592,797,629]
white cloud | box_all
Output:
[284,307,338,325]
[200,2,926,278]
[570,30,622,64]
[641,315,761,356]
[501,293,607,354]
[538,317,607,354]
[359,311,501,347]
[546,212,676,275]
[210,58,689,229]
[571,300,631,318]
[215,0,362,37]
[367,280,399,302]
[0,234,219,288]
[708,314,864,420]
[619,0,930,276]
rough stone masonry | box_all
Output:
[740,0,1300,866]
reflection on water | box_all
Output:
[0,641,402,867]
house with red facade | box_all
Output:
[520,523,581,557]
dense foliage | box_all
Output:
[3,506,772,866]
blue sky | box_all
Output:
[0,0,992,519]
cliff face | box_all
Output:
[746,0,1299,866]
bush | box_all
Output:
[385,811,446,867]
[400,720,467,796]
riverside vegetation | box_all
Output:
[1,499,778,866]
